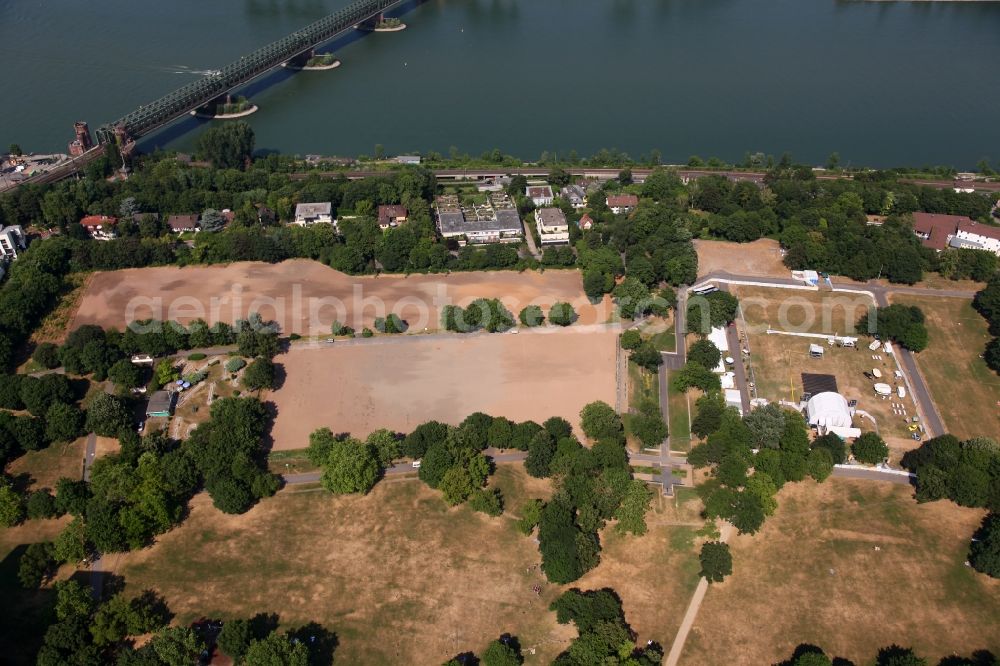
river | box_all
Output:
[1,0,999,167]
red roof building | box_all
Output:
[578,213,595,230]
[377,205,408,229]
[80,215,118,240]
[911,212,970,251]
[606,194,639,213]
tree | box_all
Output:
[403,420,448,459]
[196,121,255,169]
[620,329,642,351]
[671,360,719,392]
[525,430,557,478]
[874,645,928,666]
[688,339,722,370]
[469,487,504,516]
[630,342,663,372]
[580,401,623,443]
[439,465,477,505]
[812,432,847,464]
[85,393,132,437]
[852,432,889,465]
[517,499,544,535]
[32,342,62,370]
[320,435,381,494]
[0,476,25,526]
[629,400,668,448]
[218,619,253,662]
[243,357,276,391]
[45,402,84,443]
[108,359,142,391]
[744,403,786,449]
[26,489,59,520]
[612,277,651,319]
[687,291,739,335]
[482,638,523,666]
[243,631,310,666]
[151,626,206,666]
[18,541,56,588]
[487,416,514,450]
[615,480,653,535]
[807,448,834,482]
[731,491,766,535]
[54,518,88,563]
[548,302,577,327]
[518,305,545,327]
[699,541,732,582]
[969,512,1000,578]
[691,394,725,439]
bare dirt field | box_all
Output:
[267,327,618,448]
[891,294,1000,441]
[683,479,1000,665]
[72,261,611,335]
[694,239,788,279]
[114,466,574,664]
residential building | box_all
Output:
[954,219,1000,255]
[526,185,554,207]
[293,202,334,226]
[535,208,570,245]
[435,194,523,245]
[0,225,26,259]
[377,205,409,230]
[607,194,639,214]
[560,184,587,209]
[80,215,118,241]
[167,214,199,233]
[912,212,1000,255]
[578,213,595,230]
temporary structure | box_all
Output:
[868,339,881,351]
[874,383,892,396]
[806,392,853,430]
[897,386,906,399]
[872,368,882,379]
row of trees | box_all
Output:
[858,304,928,353]
[973,273,1000,374]
[777,642,996,666]
[689,403,835,535]
[902,434,1000,578]
[33,576,336,666]
[530,403,653,584]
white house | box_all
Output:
[293,202,334,226]
[526,185,554,207]
[953,219,1000,255]
[606,194,638,214]
[0,225,26,260]
[535,208,570,245]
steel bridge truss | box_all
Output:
[95,0,399,145]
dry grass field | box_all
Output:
[734,286,918,449]
[71,261,612,335]
[267,327,618,449]
[694,239,788,279]
[106,466,701,664]
[890,294,1000,441]
[683,479,1000,665]
[7,438,87,490]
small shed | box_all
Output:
[145,391,176,418]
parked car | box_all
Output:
[411,460,422,469]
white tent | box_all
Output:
[708,326,730,354]
[806,392,853,430]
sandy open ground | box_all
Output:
[72,261,611,335]
[267,327,618,448]
[694,238,788,279]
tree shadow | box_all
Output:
[287,621,338,666]
[271,363,287,391]
[0,544,56,663]
[249,612,280,640]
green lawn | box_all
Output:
[667,375,693,451]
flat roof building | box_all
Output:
[145,390,176,418]
[293,202,334,226]
[535,207,570,245]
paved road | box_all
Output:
[82,433,97,482]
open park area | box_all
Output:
[267,326,619,448]
[71,260,612,336]
[97,465,703,664]
[890,294,1000,441]
[733,286,920,448]
[683,479,1000,664]
[693,239,788,279]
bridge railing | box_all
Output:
[96,0,399,145]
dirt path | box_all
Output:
[665,522,734,666]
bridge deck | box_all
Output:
[96,0,400,145]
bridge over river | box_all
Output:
[94,0,402,147]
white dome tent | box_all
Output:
[806,392,853,432]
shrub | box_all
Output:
[548,302,577,327]
[361,328,374,338]
[187,353,206,361]
[519,305,545,327]
[225,358,246,373]
[469,488,504,516]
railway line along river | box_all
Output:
[2,0,999,167]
